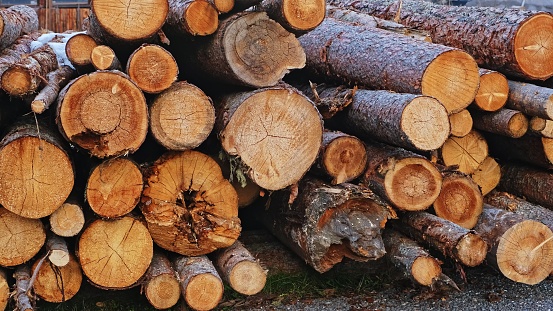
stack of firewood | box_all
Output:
[0,0,552,310]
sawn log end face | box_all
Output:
[144,274,181,309]
[184,0,219,36]
[455,233,488,267]
[474,69,508,111]
[282,0,326,31]
[514,13,553,80]
[0,207,45,267]
[127,44,179,94]
[228,260,267,295]
[32,253,82,303]
[401,96,450,151]
[322,134,367,185]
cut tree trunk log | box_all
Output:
[312,130,367,185]
[470,108,528,139]
[126,44,178,94]
[85,157,143,219]
[90,45,121,71]
[32,253,82,303]
[31,66,77,114]
[507,80,553,120]
[143,252,180,310]
[212,240,267,295]
[393,211,487,267]
[216,85,323,190]
[473,69,508,112]
[141,150,242,256]
[1,44,59,96]
[177,12,306,88]
[165,0,219,37]
[382,229,442,287]
[257,0,326,34]
[49,201,85,237]
[484,133,553,169]
[150,81,214,151]
[0,5,38,51]
[64,33,97,73]
[448,109,473,138]
[0,31,40,79]
[56,70,149,158]
[298,18,479,114]
[360,142,442,212]
[0,207,45,267]
[498,162,553,209]
[14,265,33,311]
[329,0,553,80]
[261,176,393,273]
[470,156,501,196]
[433,170,483,229]
[0,118,74,219]
[0,269,7,311]
[78,216,153,289]
[173,255,224,311]
[473,205,553,285]
[440,130,488,174]
[46,234,70,267]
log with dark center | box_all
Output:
[473,69,509,112]
[32,253,82,303]
[0,207,45,267]
[143,252,181,310]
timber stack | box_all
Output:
[0,0,553,310]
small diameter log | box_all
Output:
[14,265,33,311]
[32,253,82,303]
[64,33,97,72]
[485,133,553,169]
[529,117,553,138]
[440,130,488,174]
[49,201,85,237]
[0,269,7,311]
[433,170,483,229]
[0,119,74,219]
[90,45,121,71]
[212,240,267,295]
[46,234,70,267]
[78,217,153,289]
[0,5,38,51]
[173,255,224,311]
[262,177,392,273]
[1,44,59,97]
[31,66,77,114]
[208,0,234,13]
[257,0,326,34]
[217,86,323,190]
[144,252,180,310]
[312,130,367,185]
[470,108,528,139]
[507,80,553,120]
[56,70,148,158]
[165,0,219,37]
[470,156,501,196]
[498,163,553,209]
[394,212,487,267]
[473,69,509,112]
[299,18,480,114]
[360,143,442,212]
[333,0,553,80]
[449,109,473,138]
[0,208,45,267]
[126,44,178,94]
[141,150,241,256]
[179,12,306,88]
[473,205,553,285]
[382,229,442,287]
[0,32,40,78]
[85,157,143,219]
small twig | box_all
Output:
[28,250,51,292]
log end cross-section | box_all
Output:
[65,33,97,69]
[319,131,367,185]
[0,207,46,267]
[441,130,488,175]
[514,13,553,80]
[141,150,241,256]
[32,253,82,303]
[127,44,179,94]
[474,69,509,112]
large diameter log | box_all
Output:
[330,0,553,80]
[56,70,148,158]
[31,66,77,114]
[173,255,224,311]
[506,80,553,120]
[0,32,39,78]
[217,86,323,190]
[78,217,153,289]
[0,269,7,311]
[394,212,487,267]
[382,229,442,287]
[261,177,393,273]
[165,0,219,37]
[473,69,508,112]
[144,252,180,310]
[470,108,528,139]
[32,253,82,303]
[178,12,306,88]
[449,109,472,138]
[360,143,442,212]
[440,130,488,174]
[484,133,553,169]
[473,205,553,285]
[85,157,143,218]
[212,240,267,295]
[470,156,501,196]
[0,119,74,219]
[141,150,241,256]
[150,81,215,151]
[498,163,553,209]
[0,5,38,51]
[257,0,326,34]
[126,44,178,94]
[299,18,479,114]
[49,201,85,237]
[0,207,45,267]
[433,170,483,229]
[64,33,97,73]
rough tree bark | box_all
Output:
[143,252,181,310]
[498,162,553,209]
[507,80,553,120]
[49,201,85,237]
[261,176,393,273]
[295,83,354,119]
[257,0,326,34]
[165,0,219,37]
[440,130,488,174]
[484,133,553,169]
[31,66,77,114]
[14,265,33,311]
[448,109,473,138]
[32,253,82,303]
[0,5,38,51]
[126,44,178,94]
[470,156,501,196]
[473,69,509,112]
[329,0,553,80]
[64,33,97,73]
[141,150,242,256]
[0,207,45,267]
[470,108,528,139]
[298,18,480,114]
[0,32,40,78]
[90,45,121,71]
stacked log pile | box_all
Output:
[0,0,552,310]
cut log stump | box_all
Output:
[64,33,97,73]
[90,45,121,71]
[144,252,180,310]
[0,207,45,267]
[32,253,82,303]
[470,156,501,196]
[449,109,473,138]
[46,234,70,267]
